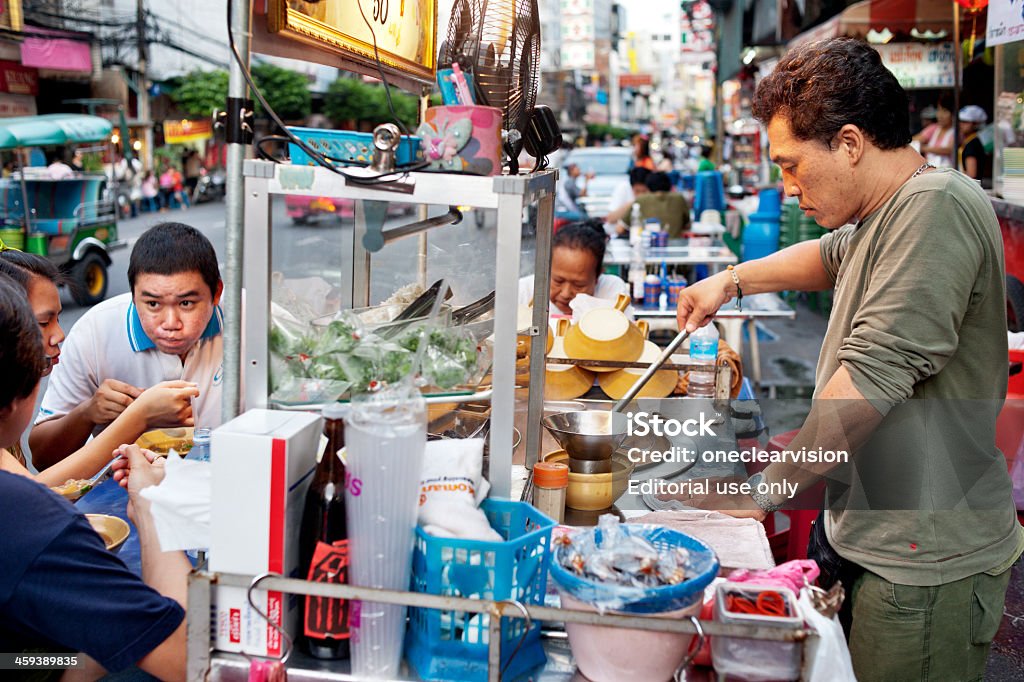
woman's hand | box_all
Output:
[111,444,165,524]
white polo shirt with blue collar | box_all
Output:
[36,292,228,432]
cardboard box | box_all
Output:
[210,409,321,656]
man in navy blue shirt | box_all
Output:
[0,274,188,681]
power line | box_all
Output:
[24,5,135,28]
[148,8,226,49]
[149,37,228,70]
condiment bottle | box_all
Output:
[533,462,569,524]
[298,403,351,659]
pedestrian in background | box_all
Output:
[958,104,989,182]
[914,94,955,168]
[183,150,202,203]
[158,164,175,212]
[630,134,655,171]
[141,170,160,212]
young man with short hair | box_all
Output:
[31,222,226,469]
[0,274,188,680]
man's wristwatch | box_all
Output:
[746,472,782,513]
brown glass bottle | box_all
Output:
[298,404,350,659]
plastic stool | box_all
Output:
[693,171,726,218]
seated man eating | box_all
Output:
[31,222,226,469]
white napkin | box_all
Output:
[569,293,635,322]
[568,293,612,323]
[139,450,211,552]
[419,439,501,542]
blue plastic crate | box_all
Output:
[406,499,555,682]
[287,126,423,168]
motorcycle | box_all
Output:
[193,168,225,204]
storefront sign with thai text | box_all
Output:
[875,42,956,90]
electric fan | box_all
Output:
[439,0,559,173]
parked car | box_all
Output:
[286,195,416,225]
[563,147,633,218]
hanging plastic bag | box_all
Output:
[796,588,857,682]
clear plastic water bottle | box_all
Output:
[629,203,643,246]
[687,323,719,398]
[189,427,212,462]
[628,204,646,304]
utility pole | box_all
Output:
[609,4,622,126]
[137,0,153,169]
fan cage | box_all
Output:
[438,0,541,137]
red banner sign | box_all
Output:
[619,73,654,88]
[0,61,37,95]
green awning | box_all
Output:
[0,114,113,150]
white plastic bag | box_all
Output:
[797,589,857,682]
[418,439,501,542]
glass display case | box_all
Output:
[241,160,557,498]
[992,42,1024,201]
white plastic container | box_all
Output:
[712,582,802,681]
[560,591,701,682]
[210,409,322,657]
[344,387,427,678]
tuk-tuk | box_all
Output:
[0,114,124,305]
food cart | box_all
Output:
[0,114,124,305]
[183,1,827,678]
[178,157,827,680]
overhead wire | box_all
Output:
[226,0,428,184]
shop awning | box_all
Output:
[789,0,955,49]
[0,114,112,150]
[20,26,93,73]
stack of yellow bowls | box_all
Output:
[546,319,595,400]
[598,322,677,400]
[564,294,644,372]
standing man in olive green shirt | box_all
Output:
[636,172,691,237]
[673,38,1022,680]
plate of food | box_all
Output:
[135,427,195,457]
[51,478,95,502]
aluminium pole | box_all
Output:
[223,0,252,422]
